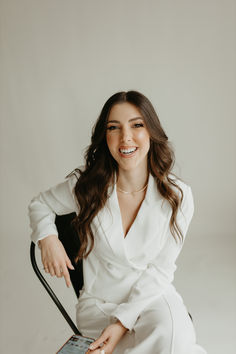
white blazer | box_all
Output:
[28,170,194,331]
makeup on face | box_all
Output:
[106,103,150,171]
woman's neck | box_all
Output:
[116,166,149,193]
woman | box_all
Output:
[28,91,207,354]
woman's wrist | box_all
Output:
[39,234,58,244]
[116,320,128,333]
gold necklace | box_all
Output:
[116,183,148,194]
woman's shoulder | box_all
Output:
[168,173,194,216]
[168,173,194,211]
[65,165,85,180]
[168,172,191,194]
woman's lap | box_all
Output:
[75,288,206,354]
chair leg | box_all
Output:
[30,242,80,335]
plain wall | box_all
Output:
[1,0,235,353]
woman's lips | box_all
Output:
[119,147,138,158]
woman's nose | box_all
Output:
[121,127,132,142]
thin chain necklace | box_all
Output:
[116,183,148,194]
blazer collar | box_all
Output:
[95,173,164,262]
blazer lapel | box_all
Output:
[124,174,165,261]
[94,183,127,261]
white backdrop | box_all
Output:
[1,1,235,353]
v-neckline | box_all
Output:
[114,175,150,240]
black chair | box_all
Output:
[30,213,83,335]
[30,213,193,335]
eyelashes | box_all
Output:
[134,123,144,128]
[107,125,117,131]
[107,123,144,131]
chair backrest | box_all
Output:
[55,213,83,297]
[30,212,83,334]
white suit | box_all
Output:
[28,170,207,354]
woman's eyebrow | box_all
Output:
[107,117,144,124]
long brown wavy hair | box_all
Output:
[68,91,184,262]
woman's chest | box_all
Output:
[91,194,171,267]
[117,192,146,237]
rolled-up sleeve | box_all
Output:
[28,173,79,246]
[111,185,194,331]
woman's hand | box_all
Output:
[39,235,74,287]
[86,320,128,354]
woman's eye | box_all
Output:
[107,125,118,131]
[134,123,144,128]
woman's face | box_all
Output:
[106,102,150,172]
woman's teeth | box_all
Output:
[119,147,137,155]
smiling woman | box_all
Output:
[28,90,207,354]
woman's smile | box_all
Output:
[119,146,138,157]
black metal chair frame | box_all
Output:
[30,213,82,335]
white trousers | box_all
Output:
[76,286,207,354]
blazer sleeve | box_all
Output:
[28,171,79,246]
[111,185,194,331]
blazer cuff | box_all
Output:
[111,303,141,331]
[31,225,58,247]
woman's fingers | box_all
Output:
[89,332,108,351]
[61,264,72,287]
[88,322,128,353]
[44,265,49,273]
[87,344,111,354]
[66,256,75,270]
[43,262,71,287]
[40,236,76,287]
[87,348,108,354]
[48,264,55,276]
